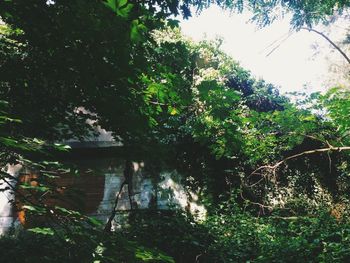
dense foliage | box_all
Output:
[1,0,350,262]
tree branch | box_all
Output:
[250,145,350,178]
[301,27,350,64]
[104,159,134,232]
[104,180,127,232]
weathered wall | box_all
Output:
[0,158,205,234]
[0,163,22,235]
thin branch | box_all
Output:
[104,180,127,232]
[240,190,273,210]
[274,145,350,168]
[327,151,332,174]
[104,159,135,232]
[265,31,294,57]
[259,31,291,54]
[250,145,350,179]
[301,27,350,64]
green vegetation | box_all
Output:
[1,0,350,262]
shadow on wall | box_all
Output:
[95,163,206,230]
[157,171,206,220]
[0,164,22,235]
[0,160,206,234]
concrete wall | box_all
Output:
[0,164,22,235]
[0,158,205,234]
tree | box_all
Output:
[1,0,348,145]
[2,2,350,262]
[0,1,193,148]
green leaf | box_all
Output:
[135,247,175,263]
[22,205,46,215]
[130,19,147,43]
[103,0,133,18]
[55,206,81,216]
[117,2,133,18]
[169,107,178,115]
[103,0,117,12]
[20,184,50,192]
[88,217,103,227]
[53,143,71,152]
[166,19,180,28]
[0,137,18,147]
[28,227,55,236]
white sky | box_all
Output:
[180,6,348,94]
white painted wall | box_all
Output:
[0,161,206,234]
[0,164,22,235]
[94,166,206,229]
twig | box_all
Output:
[104,180,127,232]
[240,190,273,210]
[265,31,294,57]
